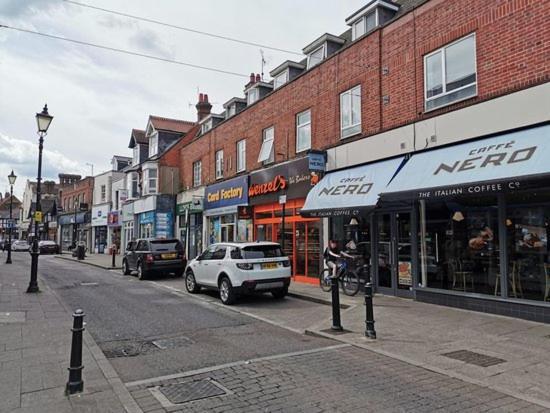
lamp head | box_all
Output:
[8,170,16,186]
[36,104,53,133]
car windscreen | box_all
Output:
[150,240,182,252]
[241,245,284,259]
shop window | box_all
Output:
[504,190,550,302]
[340,85,361,139]
[296,110,311,153]
[258,126,275,164]
[424,33,477,111]
[418,197,499,295]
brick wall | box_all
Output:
[179,0,549,190]
[59,177,94,212]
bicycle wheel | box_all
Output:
[319,269,332,292]
[341,270,360,296]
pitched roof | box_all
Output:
[0,195,21,209]
[149,116,196,134]
[132,129,147,145]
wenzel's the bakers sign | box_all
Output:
[248,175,287,197]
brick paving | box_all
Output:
[127,346,547,413]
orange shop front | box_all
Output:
[248,156,325,284]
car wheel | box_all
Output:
[122,260,131,275]
[219,276,236,305]
[137,262,147,280]
[185,270,201,293]
[271,286,288,300]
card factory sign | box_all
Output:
[204,175,249,210]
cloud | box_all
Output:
[129,28,174,59]
[0,132,87,197]
[0,0,59,18]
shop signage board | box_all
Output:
[155,212,173,239]
[248,156,324,206]
[237,206,253,219]
[139,211,155,224]
[176,199,203,216]
[121,202,134,222]
[204,175,249,210]
[107,211,120,227]
[300,156,405,217]
[382,124,550,201]
[308,152,326,171]
[91,204,109,227]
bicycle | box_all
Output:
[319,258,360,296]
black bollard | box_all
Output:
[66,309,85,395]
[111,247,116,268]
[331,276,343,331]
[364,271,376,339]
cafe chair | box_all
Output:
[450,258,474,292]
[507,261,524,298]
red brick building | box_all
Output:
[171,0,549,321]
[57,176,94,251]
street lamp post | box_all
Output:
[5,170,17,264]
[27,104,53,294]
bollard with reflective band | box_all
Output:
[331,277,343,331]
[66,309,85,395]
[364,272,376,339]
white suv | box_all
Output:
[184,242,291,305]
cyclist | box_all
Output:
[323,239,354,281]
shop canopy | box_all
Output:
[380,124,550,202]
[300,156,405,217]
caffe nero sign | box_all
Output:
[249,156,324,206]
[382,125,550,201]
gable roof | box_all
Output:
[129,129,147,149]
[149,116,196,134]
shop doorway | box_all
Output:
[375,211,414,297]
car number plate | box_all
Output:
[255,281,284,290]
[261,262,278,270]
[161,253,177,259]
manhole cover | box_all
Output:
[0,312,26,323]
[101,340,158,358]
[151,379,227,406]
[442,350,506,367]
[152,336,193,349]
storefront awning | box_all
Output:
[381,124,550,201]
[300,157,405,217]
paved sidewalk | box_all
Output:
[293,283,550,409]
[57,252,121,270]
[0,253,141,413]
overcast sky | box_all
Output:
[0,0,366,197]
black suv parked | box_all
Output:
[122,238,186,280]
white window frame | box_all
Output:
[143,166,157,195]
[227,104,236,118]
[296,109,312,153]
[307,44,326,69]
[133,145,140,164]
[273,70,289,89]
[148,132,158,158]
[247,88,259,105]
[100,185,106,203]
[423,33,477,112]
[340,85,362,139]
[193,160,202,187]
[201,119,213,135]
[236,139,246,172]
[352,18,366,40]
[215,150,224,179]
[258,127,275,164]
[131,172,139,198]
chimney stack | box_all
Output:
[195,92,212,122]
[255,73,261,83]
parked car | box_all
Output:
[38,240,60,254]
[185,242,291,305]
[11,240,30,252]
[122,238,186,280]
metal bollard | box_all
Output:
[111,247,116,268]
[66,309,85,395]
[331,277,343,331]
[364,272,376,339]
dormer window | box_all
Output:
[307,45,325,69]
[247,88,259,105]
[273,70,289,89]
[201,118,213,134]
[148,131,158,158]
[227,105,236,118]
[346,0,399,41]
[133,145,140,164]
